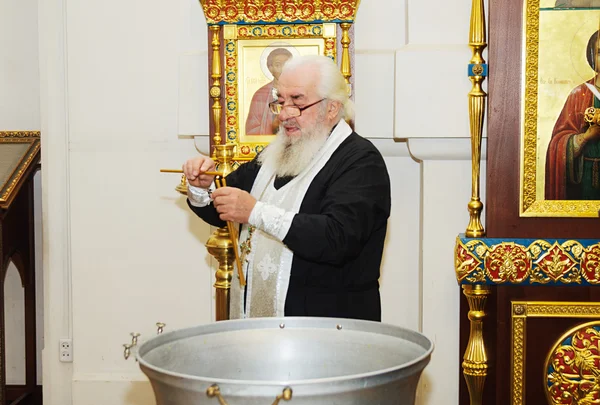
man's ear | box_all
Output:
[328,100,342,119]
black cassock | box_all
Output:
[188,132,391,321]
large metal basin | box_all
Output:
[137,317,433,405]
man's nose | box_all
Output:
[277,107,293,121]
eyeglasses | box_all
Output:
[268,98,326,117]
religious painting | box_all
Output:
[520,0,600,216]
[223,23,337,160]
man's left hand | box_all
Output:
[211,187,257,223]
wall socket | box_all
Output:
[59,338,73,363]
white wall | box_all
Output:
[0,0,43,386]
[36,0,488,404]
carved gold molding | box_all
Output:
[544,320,600,404]
[455,236,600,286]
[0,131,41,209]
[511,301,600,405]
[199,0,361,25]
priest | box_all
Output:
[183,55,391,321]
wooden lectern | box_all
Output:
[0,132,40,405]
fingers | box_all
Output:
[182,156,216,187]
[211,187,232,199]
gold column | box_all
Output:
[340,23,352,85]
[210,25,223,147]
[206,228,234,321]
[462,284,491,405]
[465,0,487,238]
[205,24,236,321]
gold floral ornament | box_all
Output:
[546,322,600,405]
[199,0,361,25]
[485,242,531,284]
[534,243,579,283]
[454,236,600,286]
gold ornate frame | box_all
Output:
[0,131,41,209]
[520,0,600,217]
[223,23,337,160]
[511,301,600,404]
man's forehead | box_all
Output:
[277,69,318,96]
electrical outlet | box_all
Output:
[59,338,73,363]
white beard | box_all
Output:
[258,118,330,177]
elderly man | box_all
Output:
[184,55,391,321]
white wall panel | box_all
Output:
[395,46,472,139]
[418,159,470,405]
[178,52,209,135]
[68,137,214,376]
[380,155,421,331]
[407,0,470,45]
[355,0,407,50]
[178,0,208,52]
[65,0,180,143]
[0,0,40,129]
[354,52,396,138]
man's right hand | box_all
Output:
[182,156,216,188]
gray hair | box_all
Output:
[281,55,354,121]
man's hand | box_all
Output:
[212,187,257,223]
[182,156,216,188]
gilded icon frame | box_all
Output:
[222,23,337,160]
[0,131,40,209]
[520,0,600,217]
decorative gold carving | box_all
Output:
[465,0,487,238]
[527,303,600,317]
[462,284,491,405]
[199,0,361,25]
[455,239,484,283]
[535,243,579,282]
[0,131,41,209]
[511,302,600,404]
[471,64,484,75]
[455,237,600,285]
[545,321,600,404]
[340,23,352,86]
[512,316,526,405]
[211,25,223,147]
[513,304,526,316]
[521,0,540,215]
[485,242,530,283]
[582,244,600,285]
